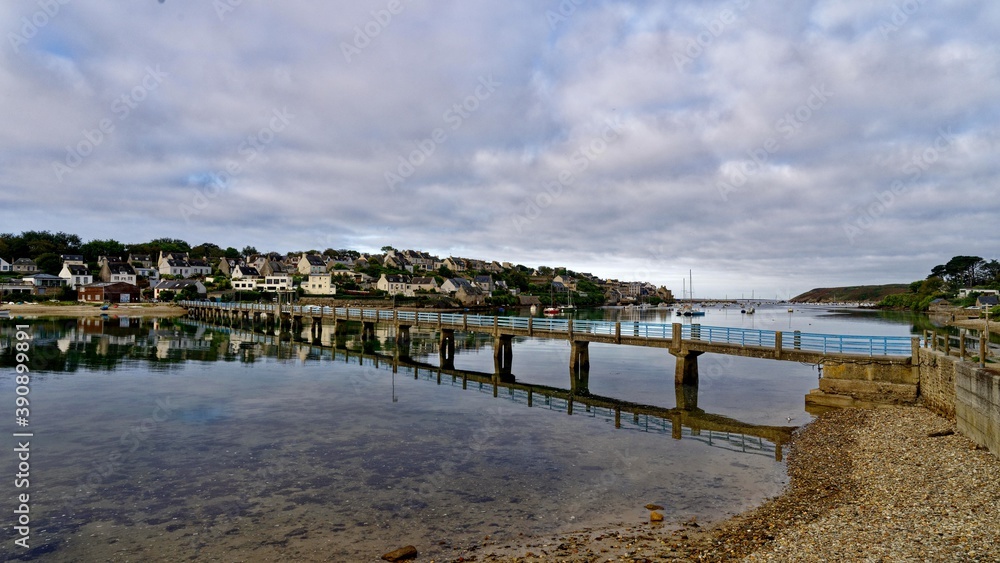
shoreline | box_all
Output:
[474,406,1000,562]
[0,303,188,318]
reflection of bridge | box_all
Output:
[181,302,922,408]
[181,319,793,460]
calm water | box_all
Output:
[0,304,924,561]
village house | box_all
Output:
[553,274,577,291]
[0,281,32,297]
[473,275,495,294]
[188,259,213,277]
[376,273,410,296]
[302,273,336,295]
[79,282,141,304]
[128,254,153,268]
[98,256,126,268]
[22,273,67,295]
[259,273,292,293]
[259,260,289,278]
[153,279,206,299]
[455,284,486,306]
[443,257,467,273]
[100,262,138,285]
[383,252,413,273]
[0,257,12,272]
[976,295,999,311]
[440,277,475,295]
[12,258,38,274]
[59,264,93,290]
[160,258,193,278]
[60,254,85,265]
[298,254,327,275]
[231,265,261,280]
[958,288,1000,298]
[408,276,439,294]
[133,266,160,286]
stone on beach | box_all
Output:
[381,545,418,561]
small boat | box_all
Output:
[0,310,10,319]
[543,306,560,315]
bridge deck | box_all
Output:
[182,302,918,364]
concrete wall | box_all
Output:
[955,362,1000,457]
[917,348,957,420]
[918,347,999,457]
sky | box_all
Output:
[2,1,998,298]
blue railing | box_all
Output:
[179,302,914,357]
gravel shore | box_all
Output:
[474,406,1000,562]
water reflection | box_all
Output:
[0,315,796,561]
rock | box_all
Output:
[644,504,664,510]
[649,511,664,522]
[381,545,418,561]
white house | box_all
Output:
[377,274,410,296]
[188,259,213,277]
[302,274,336,295]
[259,274,292,292]
[0,257,10,272]
[59,264,93,290]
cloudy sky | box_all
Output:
[2,1,998,297]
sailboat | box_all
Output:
[678,270,705,317]
[543,285,560,315]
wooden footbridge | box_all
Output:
[181,302,922,408]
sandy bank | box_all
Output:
[0,303,188,318]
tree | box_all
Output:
[191,242,224,259]
[381,245,397,253]
[81,239,126,262]
[158,290,175,302]
[34,253,63,275]
[438,265,454,279]
[241,246,258,257]
[224,247,240,260]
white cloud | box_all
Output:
[1,0,998,296]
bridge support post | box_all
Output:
[674,380,699,411]
[362,321,376,341]
[395,324,411,345]
[670,349,703,386]
[493,334,513,377]
[439,329,455,369]
[569,341,590,395]
[775,331,783,359]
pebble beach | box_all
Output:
[473,406,1000,562]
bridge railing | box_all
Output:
[179,302,914,357]
[683,324,777,348]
